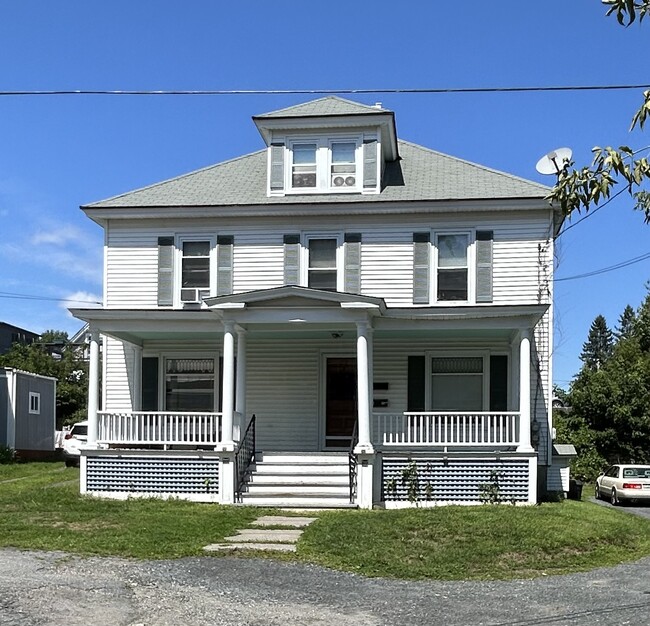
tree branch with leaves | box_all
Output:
[549,1,650,221]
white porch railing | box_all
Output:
[97,411,222,446]
[372,412,520,447]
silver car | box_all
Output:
[595,464,650,505]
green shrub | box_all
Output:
[0,445,17,464]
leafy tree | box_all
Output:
[0,333,87,427]
[579,314,614,370]
[39,329,69,344]
[615,304,637,341]
[550,1,650,220]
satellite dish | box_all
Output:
[536,147,573,175]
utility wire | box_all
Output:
[1,84,649,97]
[555,251,650,282]
[0,291,101,305]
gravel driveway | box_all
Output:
[2,549,650,626]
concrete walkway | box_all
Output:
[203,515,317,553]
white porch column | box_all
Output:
[221,321,236,448]
[87,328,100,447]
[518,329,534,453]
[235,328,247,440]
[354,320,373,453]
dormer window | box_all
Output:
[269,135,378,196]
[292,143,317,188]
[330,142,357,188]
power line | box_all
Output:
[555,251,650,282]
[1,84,649,97]
[0,291,101,305]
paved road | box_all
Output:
[2,548,650,626]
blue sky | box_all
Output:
[0,1,648,387]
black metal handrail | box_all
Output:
[234,414,256,502]
[348,420,359,504]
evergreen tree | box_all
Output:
[579,315,614,370]
[615,305,636,341]
[636,290,650,352]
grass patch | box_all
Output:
[0,462,262,559]
[297,502,650,580]
[4,463,650,579]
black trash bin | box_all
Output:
[568,479,583,500]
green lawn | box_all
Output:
[2,462,650,580]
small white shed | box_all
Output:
[0,368,57,459]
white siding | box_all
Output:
[104,210,553,309]
[246,340,323,451]
[233,232,284,294]
[532,309,552,465]
[105,225,159,308]
[104,337,136,411]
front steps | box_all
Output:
[239,451,357,508]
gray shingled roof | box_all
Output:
[254,96,391,118]
[85,139,549,209]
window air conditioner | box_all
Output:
[181,288,209,304]
[331,173,356,188]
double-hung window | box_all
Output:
[330,141,357,188]
[307,237,339,291]
[165,357,215,411]
[436,233,470,302]
[291,143,318,189]
[180,240,211,303]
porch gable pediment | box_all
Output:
[205,286,386,313]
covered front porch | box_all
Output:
[73,287,547,507]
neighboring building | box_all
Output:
[0,367,56,459]
[0,322,38,355]
[71,97,562,508]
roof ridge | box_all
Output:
[255,95,389,118]
[397,139,550,192]
[83,149,267,207]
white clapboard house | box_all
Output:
[72,97,562,508]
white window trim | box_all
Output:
[174,234,216,308]
[28,391,41,415]
[432,229,476,305]
[302,233,344,291]
[285,135,363,195]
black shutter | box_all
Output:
[407,355,426,412]
[217,235,234,296]
[141,357,159,411]
[157,237,174,306]
[344,233,362,294]
[489,355,508,411]
[476,230,493,303]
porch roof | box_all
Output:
[70,298,547,345]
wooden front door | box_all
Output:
[325,357,357,449]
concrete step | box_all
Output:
[204,542,296,553]
[251,515,317,528]
[245,484,350,496]
[240,493,355,508]
[255,452,349,465]
[224,529,303,542]
[248,474,349,485]
[251,464,349,475]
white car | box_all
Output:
[62,421,88,467]
[595,464,650,505]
